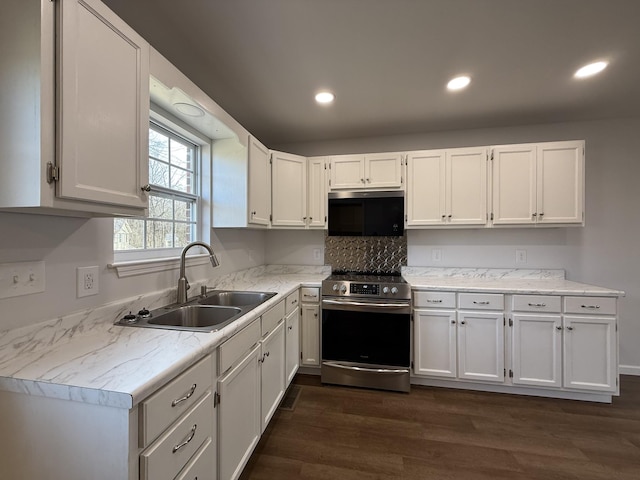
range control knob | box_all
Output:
[332,284,339,292]
[339,284,348,294]
[382,286,390,294]
[391,287,398,295]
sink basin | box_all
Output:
[198,290,277,307]
[147,305,242,330]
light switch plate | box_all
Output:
[0,261,45,299]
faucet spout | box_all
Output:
[177,241,220,304]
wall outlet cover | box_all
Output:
[77,266,99,298]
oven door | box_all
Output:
[321,297,411,392]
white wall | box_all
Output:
[274,117,640,372]
[264,230,325,266]
[0,212,266,331]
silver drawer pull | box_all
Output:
[303,294,316,298]
[427,299,443,303]
[528,303,547,307]
[473,301,490,305]
[581,304,600,309]
[172,424,197,453]
[171,384,197,407]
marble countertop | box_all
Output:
[0,266,328,410]
[0,265,624,410]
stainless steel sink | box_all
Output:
[115,289,278,332]
[197,290,276,307]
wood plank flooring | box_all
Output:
[239,375,640,480]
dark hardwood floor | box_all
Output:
[239,375,640,480]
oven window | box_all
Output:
[322,310,410,367]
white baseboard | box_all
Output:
[619,365,640,376]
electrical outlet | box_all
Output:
[515,249,527,264]
[432,249,442,262]
[77,266,99,298]
[313,248,322,261]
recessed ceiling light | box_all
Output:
[447,75,471,91]
[315,91,335,104]
[174,102,205,117]
[574,61,608,79]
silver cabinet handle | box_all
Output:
[460,320,466,325]
[448,214,452,218]
[172,424,197,453]
[451,320,456,324]
[528,303,547,307]
[171,384,197,407]
[556,326,562,331]
[427,299,443,303]
[288,325,293,331]
[566,326,574,331]
[581,304,600,309]
[473,301,490,305]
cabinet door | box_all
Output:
[537,141,584,224]
[414,309,457,378]
[446,147,488,225]
[457,311,505,383]
[512,314,562,387]
[300,304,320,366]
[365,153,403,189]
[329,155,365,189]
[285,307,300,385]
[260,321,286,432]
[406,150,446,226]
[563,315,616,392]
[218,344,261,480]
[271,151,307,227]
[307,157,327,228]
[58,0,149,209]
[491,144,537,225]
[248,136,271,226]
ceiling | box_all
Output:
[102,0,640,147]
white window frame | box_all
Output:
[110,107,213,277]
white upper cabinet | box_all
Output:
[492,140,584,225]
[406,147,488,227]
[271,151,307,227]
[0,0,149,216]
[248,136,271,226]
[307,156,327,228]
[329,153,403,190]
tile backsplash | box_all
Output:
[324,232,407,273]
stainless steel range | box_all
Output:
[321,272,412,393]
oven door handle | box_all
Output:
[323,361,409,374]
[322,299,410,309]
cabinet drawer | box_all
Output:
[285,291,299,314]
[262,300,285,337]
[513,295,561,313]
[300,287,320,303]
[458,293,504,310]
[140,391,213,480]
[174,436,214,480]
[564,296,616,315]
[219,319,261,374]
[140,355,213,447]
[413,291,456,309]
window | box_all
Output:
[114,123,199,254]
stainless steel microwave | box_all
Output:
[327,191,404,236]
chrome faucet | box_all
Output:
[177,241,220,304]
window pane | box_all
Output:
[171,139,191,169]
[149,195,173,220]
[174,222,194,248]
[114,218,144,250]
[149,159,170,187]
[146,220,174,249]
[170,167,193,193]
[149,129,169,161]
[174,199,195,222]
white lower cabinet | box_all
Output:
[260,320,286,432]
[285,301,301,385]
[414,309,457,378]
[457,310,505,383]
[300,287,321,367]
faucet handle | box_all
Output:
[200,285,208,297]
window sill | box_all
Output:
[108,254,212,278]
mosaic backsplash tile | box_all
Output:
[325,232,407,274]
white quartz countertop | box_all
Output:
[0,267,327,410]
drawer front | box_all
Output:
[285,291,299,314]
[140,391,213,480]
[219,318,261,374]
[262,300,285,337]
[174,436,214,480]
[458,293,504,310]
[413,291,456,309]
[564,296,616,315]
[300,287,320,303]
[513,295,561,313]
[140,355,213,447]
